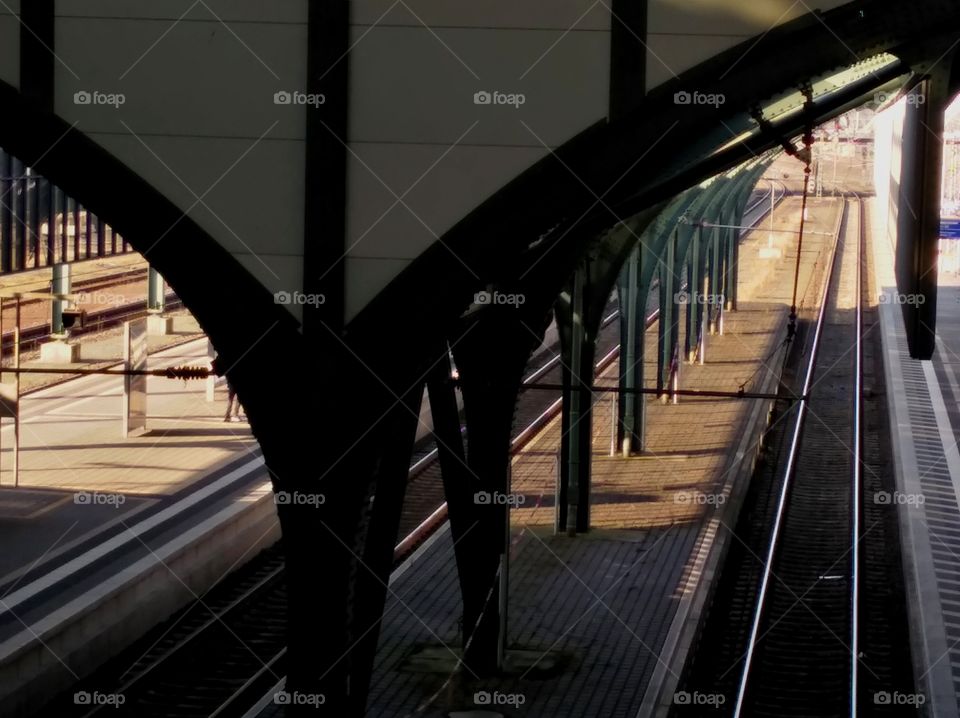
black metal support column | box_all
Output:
[347,381,425,717]
[84,204,92,259]
[0,150,11,273]
[71,196,80,261]
[425,343,477,604]
[897,74,949,359]
[302,0,349,341]
[57,186,67,262]
[20,0,55,114]
[13,159,25,270]
[29,170,40,268]
[453,313,534,676]
[95,212,104,257]
[46,183,56,264]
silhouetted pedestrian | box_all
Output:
[211,355,242,422]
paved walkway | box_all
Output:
[0,335,259,580]
[874,197,960,717]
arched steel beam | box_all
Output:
[349,4,951,354]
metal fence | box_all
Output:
[0,147,131,274]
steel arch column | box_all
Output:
[656,228,680,396]
[617,245,649,454]
[452,308,543,675]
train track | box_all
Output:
[0,264,182,356]
[671,196,914,716]
[41,182,786,718]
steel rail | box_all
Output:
[731,196,857,717]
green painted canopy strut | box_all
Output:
[560,156,775,536]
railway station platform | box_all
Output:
[0,334,274,715]
[248,197,840,718]
[876,201,960,718]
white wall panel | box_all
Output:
[345,15,611,319]
[85,133,305,264]
[54,17,308,139]
[56,1,305,24]
[351,1,608,30]
[234,252,306,323]
[48,4,310,318]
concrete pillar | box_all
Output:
[148,266,164,312]
[146,267,173,335]
[51,263,68,336]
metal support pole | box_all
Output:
[70,196,79,261]
[497,464,510,669]
[148,267,165,313]
[727,213,740,312]
[29,169,40,268]
[58,189,67,262]
[658,229,678,397]
[0,150,11,273]
[566,265,584,537]
[609,394,616,456]
[13,314,19,488]
[554,450,561,533]
[686,225,702,362]
[84,205,91,259]
[618,246,646,455]
[11,157,23,272]
[709,224,721,335]
[95,214,104,257]
[51,263,70,337]
[47,184,58,264]
[768,179,775,245]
